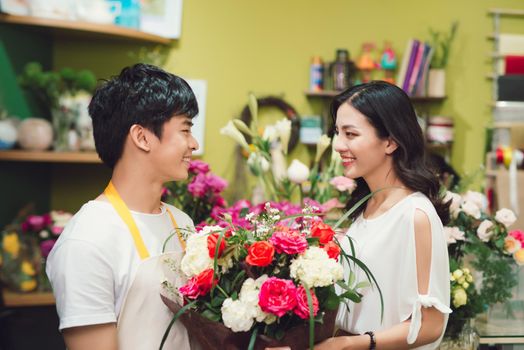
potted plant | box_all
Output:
[18,62,96,151]
[428,21,459,97]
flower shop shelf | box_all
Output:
[0,150,101,163]
[304,90,446,102]
[0,13,170,44]
[2,290,55,307]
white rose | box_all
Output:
[495,208,517,228]
[443,226,465,244]
[290,247,343,287]
[39,230,49,239]
[462,191,487,211]
[460,200,481,219]
[287,159,310,184]
[444,191,462,218]
[197,225,223,235]
[221,298,255,332]
[477,220,494,242]
[51,210,73,227]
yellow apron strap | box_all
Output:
[166,208,186,251]
[104,182,150,260]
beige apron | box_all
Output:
[104,182,190,350]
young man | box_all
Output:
[46,64,199,350]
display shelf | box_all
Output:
[0,13,170,44]
[489,8,524,16]
[304,90,446,102]
[0,150,101,163]
[2,290,55,307]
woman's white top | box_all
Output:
[336,192,451,349]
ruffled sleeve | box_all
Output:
[407,294,452,344]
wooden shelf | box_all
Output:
[2,290,55,307]
[0,150,101,163]
[489,8,524,16]
[0,13,170,44]
[305,90,446,102]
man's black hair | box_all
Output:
[88,63,198,169]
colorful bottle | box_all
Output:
[309,56,324,92]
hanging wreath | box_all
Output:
[239,96,301,153]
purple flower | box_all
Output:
[26,215,47,231]
[189,160,210,174]
[40,239,56,258]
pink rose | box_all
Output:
[258,277,297,317]
[269,225,308,255]
[51,225,64,236]
[188,173,207,198]
[510,230,524,245]
[293,286,319,319]
[205,174,228,194]
[189,160,210,174]
[330,176,356,193]
[179,269,217,299]
[26,215,51,231]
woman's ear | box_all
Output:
[129,124,151,152]
[385,137,398,155]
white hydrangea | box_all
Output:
[197,225,223,235]
[238,276,271,323]
[495,208,517,228]
[290,247,343,287]
[180,234,213,277]
[221,298,256,332]
[460,200,481,219]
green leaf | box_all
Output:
[201,309,221,322]
[340,290,362,303]
[355,281,371,290]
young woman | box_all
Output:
[315,81,452,350]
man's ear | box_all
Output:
[385,137,398,155]
[129,124,150,152]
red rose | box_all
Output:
[258,277,297,317]
[310,221,335,245]
[293,285,319,319]
[323,241,341,261]
[246,241,275,267]
[207,233,227,258]
[179,268,217,299]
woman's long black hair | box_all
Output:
[330,81,450,225]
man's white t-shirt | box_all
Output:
[46,200,194,330]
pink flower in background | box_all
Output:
[258,277,298,317]
[214,196,227,208]
[51,226,64,236]
[40,239,55,258]
[161,187,172,199]
[188,173,207,197]
[269,226,308,255]
[330,176,356,193]
[206,174,228,194]
[321,198,345,212]
[189,160,210,174]
[510,230,524,245]
[293,286,319,319]
[25,214,52,231]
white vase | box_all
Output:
[428,69,446,97]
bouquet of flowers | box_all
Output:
[160,202,378,350]
[220,94,354,215]
[443,189,521,339]
[0,209,72,292]
[163,160,228,227]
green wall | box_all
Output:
[7,0,524,213]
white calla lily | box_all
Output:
[287,159,310,184]
[220,120,250,150]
